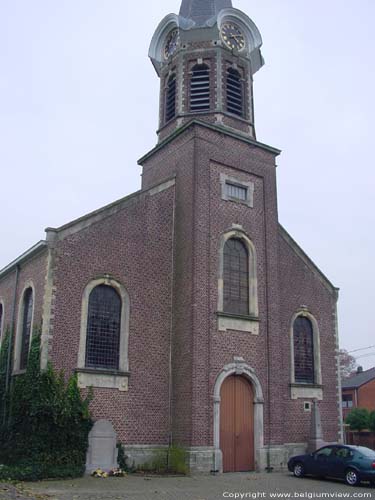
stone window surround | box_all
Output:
[213,357,264,473]
[77,276,130,392]
[217,227,259,334]
[290,308,323,400]
[13,282,35,374]
[0,299,4,347]
[220,173,254,208]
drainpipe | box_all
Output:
[3,264,20,425]
[167,182,176,469]
[263,184,273,473]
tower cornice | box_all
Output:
[138,120,281,166]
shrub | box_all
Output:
[168,446,188,475]
[345,408,370,432]
[0,330,93,480]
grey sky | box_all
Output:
[1,1,374,366]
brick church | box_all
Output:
[0,0,342,473]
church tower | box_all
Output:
[149,0,264,141]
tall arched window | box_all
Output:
[20,288,33,370]
[85,284,121,371]
[0,302,4,341]
[226,68,244,117]
[190,64,210,112]
[223,238,249,316]
[293,316,315,384]
[165,73,177,122]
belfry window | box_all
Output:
[165,73,177,122]
[226,68,244,117]
[20,288,33,370]
[293,316,315,384]
[223,238,249,316]
[85,284,121,371]
[190,64,210,112]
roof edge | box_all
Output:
[0,241,47,281]
[45,176,176,242]
[279,224,339,299]
[138,119,281,165]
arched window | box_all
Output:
[226,68,244,117]
[0,302,4,341]
[190,64,210,112]
[293,316,315,384]
[85,284,121,371]
[165,73,177,122]
[223,238,249,316]
[20,288,33,370]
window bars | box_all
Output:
[226,182,247,202]
[20,288,33,370]
[165,73,177,122]
[190,64,210,112]
[227,68,244,117]
[86,285,121,371]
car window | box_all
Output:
[354,447,375,459]
[334,447,352,459]
[315,447,334,457]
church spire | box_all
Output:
[179,0,232,26]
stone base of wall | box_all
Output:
[123,443,307,475]
[124,445,169,469]
[259,443,307,472]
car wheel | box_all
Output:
[345,469,360,486]
[293,463,305,478]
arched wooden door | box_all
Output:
[220,375,254,472]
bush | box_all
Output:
[345,408,370,432]
[168,446,188,475]
[0,330,93,480]
[0,464,85,482]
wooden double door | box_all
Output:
[220,375,255,472]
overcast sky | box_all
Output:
[0,0,374,366]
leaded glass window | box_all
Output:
[294,317,315,384]
[85,285,121,371]
[20,288,33,370]
[223,238,249,316]
[0,303,3,340]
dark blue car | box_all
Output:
[288,445,375,486]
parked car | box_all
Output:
[288,445,375,486]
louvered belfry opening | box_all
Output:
[294,316,315,384]
[165,73,177,123]
[190,64,210,112]
[227,68,244,117]
[86,285,121,371]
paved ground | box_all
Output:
[8,472,374,500]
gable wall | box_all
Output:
[278,232,340,445]
[47,186,175,445]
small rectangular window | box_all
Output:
[226,183,247,201]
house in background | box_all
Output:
[342,367,375,419]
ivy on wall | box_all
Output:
[0,329,93,481]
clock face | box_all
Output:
[164,29,180,59]
[221,23,246,51]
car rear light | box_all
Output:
[371,462,375,469]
